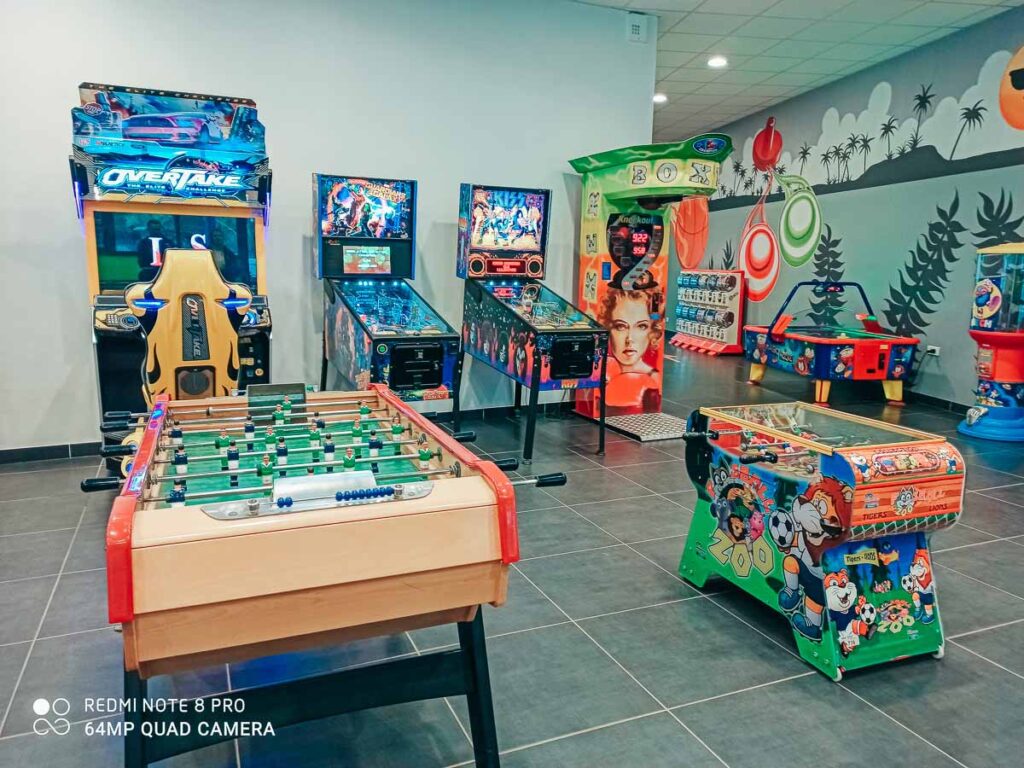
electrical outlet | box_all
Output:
[926,345,941,357]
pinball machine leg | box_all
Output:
[882,379,905,407]
[597,343,608,457]
[452,347,465,433]
[813,380,832,406]
[747,363,766,385]
[522,356,542,465]
[458,611,500,768]
[124,666,147,768]
[513,382,522,416]
[319,335,329,392]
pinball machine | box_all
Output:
[316,174,462,423]
[457,183,608,462]
[69,82,273,458]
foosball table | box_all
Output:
[84,383,565,767]
[679,402,965,681]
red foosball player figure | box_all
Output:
[168,480,186,508]
[215,429,231,455]
[257,454,276,484]
[368,429,382,458]
[244,419,256,451]
[323,434,336,472]
[417,434,432,470]
[359,400,372,416]
[391,414,404,436]
[173,446,188,475]
[170,420,184,446]
[343,447,357,471]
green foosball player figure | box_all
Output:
[215,429,231,456]
[257,454,276,484]
[359,400,372,416]
[417,434,432,470]
[351,418,363,440]
[342,447,357,471]
[272,405,286,425]
[391,414,404,436]
[282,396,294,417]
[264,426,277,447]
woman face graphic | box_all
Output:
[610,295,652,370]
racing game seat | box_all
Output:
[125,248,252,404]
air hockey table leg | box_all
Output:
[124,666,147,768]
[747,362,766,385]
[882,379,905,407]
[458,611,500,767]
[814,379,832,406]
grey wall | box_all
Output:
[0,0,656,450]
[671,8,1024,407]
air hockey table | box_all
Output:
[744,281,919,406]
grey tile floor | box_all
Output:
[1,354,1022,766]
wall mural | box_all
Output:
[680,24,1024,406]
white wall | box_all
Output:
[0,0,656,450]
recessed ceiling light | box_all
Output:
[653,92,668,104]
[707,55,728,69]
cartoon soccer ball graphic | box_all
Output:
[767,510,795,549]
[858,602,877,625]
[901,574,916,593]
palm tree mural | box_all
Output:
[880,116,898,159]
[731,160,744,194]
[949,100,987,160]
[721,239,736,270]
[897,143,909,157]
[845,133,860,179]
[798,143,811,176]
[809,226,846,326]
[821,149,833,183]
[974,191,1024,248]
[742,177,754,195]
[911,84,935,145]
[882,193,966,337]
[858,134,873,173]
[907,133,922,151]
[841,147,854,181]
[775,164,786,194]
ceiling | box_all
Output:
[581,0,1023,141]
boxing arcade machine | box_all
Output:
[571,135,732,441]
[457,183,608,463]
[960,243,1024,440]
[70,83,272,456]
[316,174,462,425]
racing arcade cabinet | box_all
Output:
[70,82,272,456]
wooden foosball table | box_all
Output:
[84,383,565,766]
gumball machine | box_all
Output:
[959,243,1024,440]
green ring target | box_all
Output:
[780,188,821,267]
[377,344,388,354]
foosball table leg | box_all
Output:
[814,379,832,406]
[457,612,500,768]
[123,666,147,768]
[747,362,766,385]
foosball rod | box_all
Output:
[149,449,445,486]
[166,404,391,431]
[161,416,403,444]
[102,397,379,425]
[151,437,419,465]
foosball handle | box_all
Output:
[450,431,477,443]
[81,477,123,493]
[492,458,519,472]
[100,444,136,458]
[739,451,779,465]
[103,410,136,420]
[533,472,567,488]
[100,420,134,432]
[682,429,719,441]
